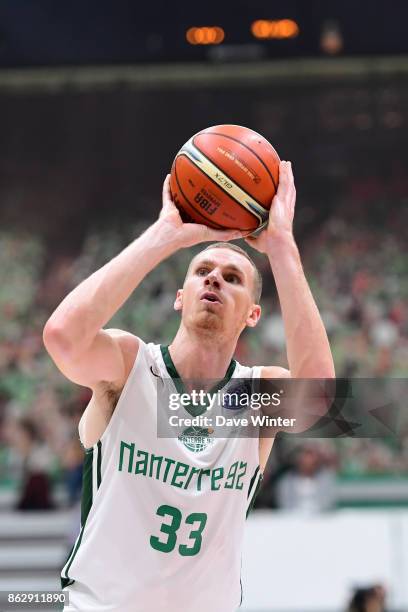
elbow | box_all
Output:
[43,319,73,359]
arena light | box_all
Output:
[186,26,225,45]
[320,20,343,55]
[251,19,299,40]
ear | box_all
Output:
[245,304,261,328]
[174,289,183,312]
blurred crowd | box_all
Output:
[347,584,387,612]
[0,192,406,512]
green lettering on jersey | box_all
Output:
[149,454,163,480]
[118,441,135,473]
[224,461,239,489]
[236,461,247,490]
[162,457,176,482]
[134,450,149,475]
[211,467,224,490]
[171,462,190,488]
[197,469,211,491]
[117,441,251,494]
[183,466,201,490]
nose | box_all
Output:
[204,269,221,289]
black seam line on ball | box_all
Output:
[177,153,260,232]
[194,131,278,193]
[187,141,270,223]
[181,143,269,224]
[191,138,269,211]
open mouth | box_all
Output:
[200,291,222,304]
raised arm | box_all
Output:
[247,161,334,455]
[43,175,242,392]
[246,161,335,380]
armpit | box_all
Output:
[78,382,123,449]
[97,381,123,417]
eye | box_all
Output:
[225,273,241,284]
[196,267,209,276]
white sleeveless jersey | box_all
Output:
[62,339,262,612]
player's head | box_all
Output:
[174,242,262,338]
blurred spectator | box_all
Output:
[61,438,84,506]
[347,583,387,612]
[5,418,55,510]
[276,444,336,512]
[62,440,83,555]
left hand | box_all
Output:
[158,175,243,248]
[244,160,296,253]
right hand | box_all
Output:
[158,175,244,248]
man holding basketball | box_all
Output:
[44,160,334,611]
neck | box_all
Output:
[168,324,237,383]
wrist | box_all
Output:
[147,218,186,253]
[266,233,302,275]
[266,231,298,259]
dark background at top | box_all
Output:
[0,0,408,67]
[0,0,407,255]
[1,74,406,255]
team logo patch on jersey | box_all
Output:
[222,379,253,410]
[178,427,214,452]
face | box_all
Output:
[174,248,261,338]
[297,448,320,476]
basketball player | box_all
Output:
[43,160,334,611]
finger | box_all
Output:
[276,161,294,198]
[286,161,296,193]
[287,160,294,178]
[161,174,177,212]
[207,227,243,241]
[277,160,289,187]
[162,174,172,202]
[162,174,170,199]
[196,225,243,242]
[286,161,296,204]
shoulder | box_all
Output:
[259,366,291,379]
[91,330,141,413]
[104,328,140,352]
[104,328,139,344]
[102,329,141,390]
[233,362,291,379]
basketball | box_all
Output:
[170,124,280,234]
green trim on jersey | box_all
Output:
[97,440,102,488]
[241,467,263,607]
[80,446,94,525]
[246,466,263,518]
[160,345,237,417]
[61,440,102,589]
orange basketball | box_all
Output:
[170,124,280,234]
